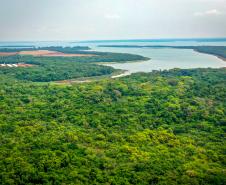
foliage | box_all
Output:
[0,68,225,184]
[0,47,148,82]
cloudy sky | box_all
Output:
[0,0,226,41]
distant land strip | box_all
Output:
[0,45,35,48]
[74,38,226,43]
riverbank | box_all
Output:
[53,69,126,84]
[194,50,226,62]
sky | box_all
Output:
[0,0,226,41]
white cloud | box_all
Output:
[194,9,223,16]
[105,14,121,19]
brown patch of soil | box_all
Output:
[0,50,94,57]
[0,52,18,56]
[55,79,91,84]
[17,63,34,67]
[19,50,94,57]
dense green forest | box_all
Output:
[99,45,226,60]
[0,68,225,184]
[0,55,115,82]
[0,47,148,82]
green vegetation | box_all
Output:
[0,68,225,184]
[0,47,148,82]
[0,55,115,82]
[99,45,226,60]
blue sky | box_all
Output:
[0,0,226,41]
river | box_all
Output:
[1,40,226,76]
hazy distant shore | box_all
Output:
[193,49,226,62]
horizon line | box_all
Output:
[0,37,226,43]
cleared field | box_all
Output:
[0,50,94,57]
[0,52,18,56]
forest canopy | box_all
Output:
[0,68,225,184]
